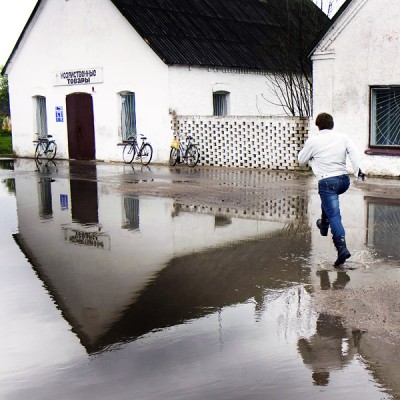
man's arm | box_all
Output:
[298,141,313,166]
[345,136,364,177]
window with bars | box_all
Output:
[370,87,400,147]
[34,96,48,138]
[213,91,229,116]
[121,92,137,140]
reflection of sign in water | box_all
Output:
[55,106,63,122]
[60,194,68,210]
[62,227,111,250]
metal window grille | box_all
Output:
[121,92,137,140]
[371,87,400,146]
[213,92,229,116]
[35,96,48,138]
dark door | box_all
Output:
[66,93,96,160]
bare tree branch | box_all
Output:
[263,0,331,117]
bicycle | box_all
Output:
[169,133,200,167]
[122,134,153,166]
[34,133,57,160]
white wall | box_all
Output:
[168,66,287,117]
[312,0,400,176]
[7,0,171,163]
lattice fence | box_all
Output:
[172,116,310,170]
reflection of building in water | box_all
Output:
[122,197,140,231]
[1,178,15,194]
[215,214,231,228]
[57,226,312,354]
[173,169,309,222]
[62,226,111,250]
[38,178,53,219]
[11,163,313,354]
[69,163,98,224]
[172,195,308,223]
[366,196,400,260]
[0,159,14,170]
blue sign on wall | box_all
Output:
[56,106,64,122]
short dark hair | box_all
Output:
[315,113,334,130]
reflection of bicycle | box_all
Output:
[34,133,57,160]
[122,134,153,166]
[169,133,200,167]
[35,158,58,175]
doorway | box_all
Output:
[66,93,96,160]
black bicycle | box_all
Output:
[34,133,57,160]
[169,133,199,167]
[122,134,153,165]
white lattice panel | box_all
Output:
[172,116,309,170]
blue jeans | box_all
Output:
[318,175,350,241]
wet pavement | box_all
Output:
[0,158,400,400]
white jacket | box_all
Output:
[298,129,362,181]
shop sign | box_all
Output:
[54,67,103,86]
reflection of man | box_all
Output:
[317,270,350,290]
[298,313,361,386]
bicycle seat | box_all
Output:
[47,134,53,138]
[140,134,147,140]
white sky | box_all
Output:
[0,0,346,67]
[0,0,37,66]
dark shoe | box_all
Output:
[316,219,329,236]
[333,236,351,267]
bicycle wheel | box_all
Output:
[35,143,45,159]
[186,145,199,167]
[123,143,135,163]
[140,143,153,166]
[46,141,57,160]
[169,148,179,166]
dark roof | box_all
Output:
[110,0,329,70]
[3,0,329,74]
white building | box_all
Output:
[2,0,327,164]
[311,0,400,176]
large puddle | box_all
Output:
[0,159,399,399]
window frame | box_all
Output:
[213,91,230,117]
[367,85,400,156]
[120,91,137,141]
[34,95,48,139]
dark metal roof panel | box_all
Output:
[111,0,329,71]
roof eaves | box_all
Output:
[1,0,42,76]
[307,0,353,58]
